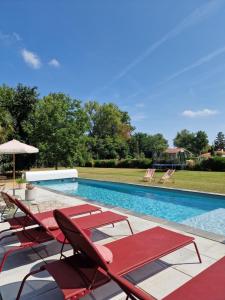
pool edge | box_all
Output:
[37,185,225,244]
[78,177,225,199]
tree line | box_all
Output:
[0,84,224,169]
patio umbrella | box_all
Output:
[0,139,39,192]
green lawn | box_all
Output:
[76,167,225,194]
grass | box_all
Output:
[76,167,225,195]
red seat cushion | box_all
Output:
[95,244,113,264]
[41,217,58,231]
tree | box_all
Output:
[85,101,134,139]
[174,129,209,155]
[24,93,89,169]
[193,131,209,155]
[84,101,134,159]
[0,107,14,144]
[173,129,195,152]
[129,133,168,158]
[87,136,129,159]
[0,83,39,140]
[214,132,225,150]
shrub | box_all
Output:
[186,159,196,170]
[84,160,94,167]
[216,151,224,157]
[117,158,152,168]
[199,157,225,171]
[16,178,27,184]
[94,159,118,168]
[92,158,152,168]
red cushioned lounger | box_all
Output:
[0,192,36,233]
[16,210,201,300]
[0,192,101,235]
[108,271,154,300]
[164,255,225,300]
[0,195,132,272]
[108,256,225,300]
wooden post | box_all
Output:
[13,153,15,194]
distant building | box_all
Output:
[153,147,192,169]
[199,152,211,159]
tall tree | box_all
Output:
[24,93,89,169]
[85,101,134,139]
[193,130,209,155]
[0,107,14,143]
[174,129,208,155]
[0,83,38,140]
[85,101,134,159]
[129,133,168,158]
[214,132,225,150]
[173,129,195,153]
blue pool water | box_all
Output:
[36,178,225,236]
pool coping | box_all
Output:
[37,184,225,244]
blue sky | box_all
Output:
[1,0,225,145]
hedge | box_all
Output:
[117,158,152,168]
[84,158,152,168]
[199,157,225,171]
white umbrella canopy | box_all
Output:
[0,139,39,154]
[0,139,39,192]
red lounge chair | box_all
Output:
[16,210,201,300]
[108,271,154,300]
[0,195,132,272]
[108,256,225,300]
[0,192,101,235]
[164,255,225,300]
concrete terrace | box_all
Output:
[0,187,225,300]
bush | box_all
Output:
[84,160,94,167]
[186,159,196,170]
[199,157,225,171]
[92,158,152,168]
[94,159,118,168]
[117,158,152,168]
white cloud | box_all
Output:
[0,30,21,44]
[12,32,22,41]
[132,113,147,121]
[135,103,145,108]
[48,58,60,68]
[21,49,41,69]
[182,108,218,118]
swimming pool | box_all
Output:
[37,178,225,236]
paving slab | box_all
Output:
[0,187,225,300]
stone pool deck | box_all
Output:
[0,187,225,300]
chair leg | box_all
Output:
[60,238,66,259]
[13,207,19,217]
[126,220,134,235]
[193,241,202,263]
[16,267,45,300]
[0,232,15,243]
[0,206,8,220]
[0,243,32,272]
[0,227,13,236]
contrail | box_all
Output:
[160,45,225,84]
[92,0,224,96]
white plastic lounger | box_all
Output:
[24,169,78,182]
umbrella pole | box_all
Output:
[13,153,15,195]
